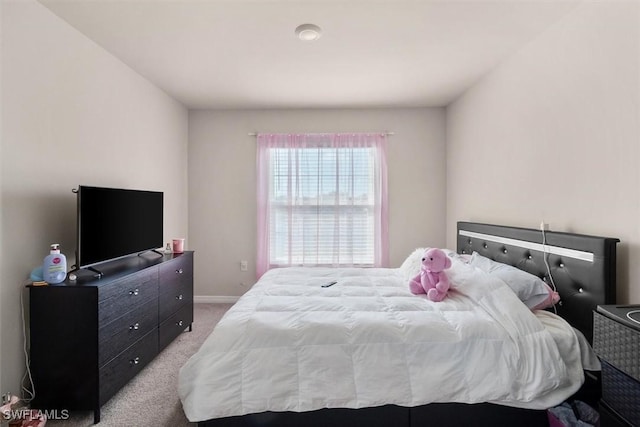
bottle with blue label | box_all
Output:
[43,243,67,284]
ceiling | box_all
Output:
[38,0,581,110]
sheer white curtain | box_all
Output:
[257,133,388,277]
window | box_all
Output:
[257,133,388,277]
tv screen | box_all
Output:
[77,185,163,268]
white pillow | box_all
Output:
[469,252,551,309]
[443,249,471,264]
[399,248,427,282]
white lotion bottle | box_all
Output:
[43,243,67,284]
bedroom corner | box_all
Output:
[445,0,640,304]
[1,0,189,405]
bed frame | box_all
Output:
[198,222,619,427]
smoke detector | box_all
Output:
[295,24,322,41]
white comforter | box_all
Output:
[179,258,585,422]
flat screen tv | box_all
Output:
[77,185,163,268]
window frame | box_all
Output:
[256,133,388,277]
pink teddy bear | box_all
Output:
[409,248,452,302]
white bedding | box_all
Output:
[179,258,586,422]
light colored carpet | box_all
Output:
[46,303,232,427]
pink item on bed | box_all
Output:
[409,247,452,302]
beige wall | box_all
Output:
[189,108,446,297]
[446,1,640,303]
[1,1,188,396]
[0,0,4,398]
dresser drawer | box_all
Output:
[601,361,640,426]
[159,280,193,322]
[159,304,193,351]
[98,298,158,367]
[98,269,158,325]
[594,311,640,381]
[159,254,193,295]
[99,329,158,405]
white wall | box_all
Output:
[1,1,188,397]
[189,108,446,297]
[446,1,639,303]
[0,0,4,398]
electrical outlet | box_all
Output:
[240,260,248,271]
[539,221,549,231]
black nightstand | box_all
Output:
[593,305,640,427]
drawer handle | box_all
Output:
[176,268,183,274]
[176,294,183,300]
[129,288,139,296]
[129,322,140,331]
[177,320,184,327]
[130,357,140,365]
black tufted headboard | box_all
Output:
[457,222,619,344]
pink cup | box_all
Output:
[172,238,185,253]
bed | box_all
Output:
[179,222,619,427]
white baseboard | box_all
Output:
[194,295,240,304]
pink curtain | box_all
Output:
[256,133,388,278]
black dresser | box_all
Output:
[593,305,640,427]
[29,251,194,424]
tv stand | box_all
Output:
[87,266,103,278]
[140,249,165,258]
[28,252,194,424]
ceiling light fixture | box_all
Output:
[295,23,322,41]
